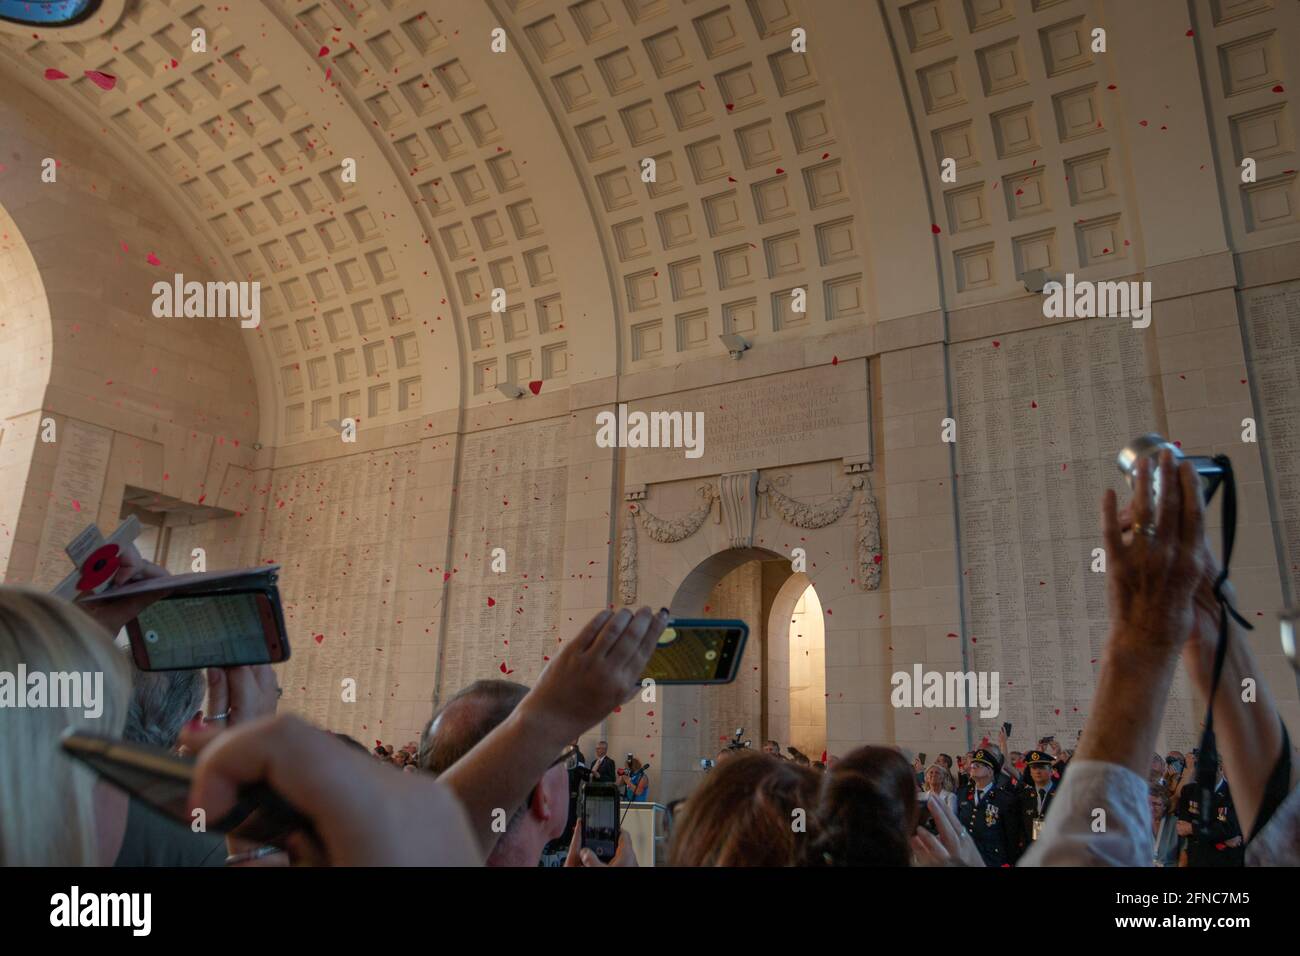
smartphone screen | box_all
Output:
[127,590,287,671]
[642,619,747,684]
[579,781,620,863]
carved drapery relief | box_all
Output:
[718,471,759,549]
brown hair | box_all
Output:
[804,746,918,866]
[669,753,819,866]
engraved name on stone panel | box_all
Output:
[267,449,416,734]
[623,359,870,485]
[950,320,1197,747]
[33,420,113,588]
[439,419,569,699]
[1240,280,1300,603]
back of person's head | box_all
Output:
[669,752,819,866]
[419,679,567,866]
[122,662,204,750]
[0,588,131,865]
[418,679,529,773]
[804,745,918,866]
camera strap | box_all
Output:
[1195,455,1253,829]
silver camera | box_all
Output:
[1116,433,1225,503]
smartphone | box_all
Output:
[642,618,748,684]
[61,730,312,845]
[126,590,289,671]
[1002,722,1012,736]
[578,780,621,863]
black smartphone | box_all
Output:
[642,618,748,684]
[1002,722,1012,736]
[61,730,312,845]
[918,752,927,765]
[126,589,289,671]
[578,780,621,863]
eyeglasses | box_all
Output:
[548,742,580,770]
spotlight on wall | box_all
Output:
[1022,268,1064,294]
[718,332,751,360]
[496,382,526,399]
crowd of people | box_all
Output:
[2,450,1298,867]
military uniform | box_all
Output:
[956,749,1022,866]
[1013,750,1059,855]
[1176,776,1244,867]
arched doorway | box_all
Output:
[650,549,827,801]
[766,572,827,763]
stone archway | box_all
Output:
[766,571,827,763]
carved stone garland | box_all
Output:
[620,483,717,603]
[617,473,881,602]
[758,473,881,590]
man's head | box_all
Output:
[1148,784,1170,822]
[937,753,953,770]
[419,680,568,867]
[595,740,608,759]
[1023,750,1053,788]
[762,739,780,756]
[1150,752,1165,778]
[969,748,1000,785]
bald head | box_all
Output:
[419,679,530,774]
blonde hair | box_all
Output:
[0,588,130,865]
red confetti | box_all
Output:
[831,356,839,365]
[1273,85,1285,93]
[528,380,543,395]
[872,554,882,565]
[1031,400,1038,408]
[84,70,117,91]
[44,68,68,80]
[314,634,324,644]
[318,46,330,57]
[146,253,161,266]
[71,499,81,512]
[931,223,942,234]
[487,597,496,607]
[1186,29,1194,37]
[992,340,1001,348]
[775,167,785,175]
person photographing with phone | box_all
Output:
[618,755,650,803]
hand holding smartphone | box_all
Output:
[577,780,621,863]
[80,566,290,671]
[641,618,748,684]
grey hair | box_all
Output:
[123,660,205,750]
